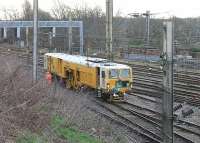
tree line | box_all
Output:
[1,0,200,53]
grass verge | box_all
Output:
[16,132,46,143]
[51,115,103,143]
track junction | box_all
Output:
[0,46,200,143]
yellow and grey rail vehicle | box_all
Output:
[44,53,133,101]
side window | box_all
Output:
[97,68,100,76]
[44,56,47,69]
[77,71,80,81]
[102,71,105,78]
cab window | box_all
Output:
[120,69,130,78]
[102,71,105,78]
[109,69,118,79]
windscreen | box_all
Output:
[120,69,130,78]
[109,69,130,79]
[109,69,119,78]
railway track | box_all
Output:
[133,77,200,99]
[126,93,200,142]
[122,102,200,139]
[130,85,200,106]
[0,48,44,66]
[1,48,199,104]
[89,99,162,143]
[1,47,200,142]
[126,99,200,135]
[131,63,200,106]
[89,97,200,143]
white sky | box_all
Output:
[1,0,200,18]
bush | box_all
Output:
[191,47,200,52]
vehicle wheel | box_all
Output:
[96,89,102,98]
[108,94,113,103]
[66,80,71,89]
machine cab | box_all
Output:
[99,63,132,101]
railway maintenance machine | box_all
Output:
[44,53,133,101]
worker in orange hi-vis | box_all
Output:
[45,72,52,85]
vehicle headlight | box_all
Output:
[107,83,110,89]
[130,82,133,88]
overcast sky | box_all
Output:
[1,0,200,18]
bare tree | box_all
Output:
[1,8,21,20]
[51,0,71,20]
[22,0,52,20]
[22,0,33,20]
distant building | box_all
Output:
[175,47,190,56]
[121,47,161,56]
